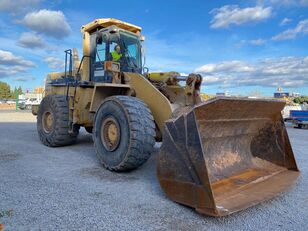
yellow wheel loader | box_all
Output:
[35,18,299,216]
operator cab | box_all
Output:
[90,26,143,82]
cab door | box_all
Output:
[90,33,111,82]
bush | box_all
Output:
[293,96,308,104]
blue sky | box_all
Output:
[0,0,307,96]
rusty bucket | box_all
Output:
[157,97,299,216]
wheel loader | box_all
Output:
[35,18,299,216]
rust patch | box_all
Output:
[212,152,242,171]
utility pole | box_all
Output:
[15,90,18,111]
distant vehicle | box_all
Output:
[282,105,302,121]
[18,99,26,110]
[290,110,308,129]
[6,100,16,104]
[19,98,41,110]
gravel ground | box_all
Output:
[0,110,307,231]
[0,110,36,122]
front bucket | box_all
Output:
[157,97,299,216]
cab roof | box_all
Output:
[81,18,142,34]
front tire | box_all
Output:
[37,95,78,147]
[93,96,156,171]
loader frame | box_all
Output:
[36,18,299,217]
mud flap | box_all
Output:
[157,97,299,216]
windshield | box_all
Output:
[119,31,142,72]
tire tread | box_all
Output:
[37,95,78,147]
[93,96,155,171]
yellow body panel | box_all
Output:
[81,18,141,34]
[81,31,90,82]
[124,73,173,132]
[147,72,180,82]
[89,83,131,112]
[44,72,175,132]
[44,85,94,126]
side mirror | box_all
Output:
[141,47,145,56]
[143,67,149,75]
[141,46,147,68]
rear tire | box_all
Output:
[93,96,155,171]
[37,95,78,147]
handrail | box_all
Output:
[65,49,72,99]
[71,55,91,118]
[65,54,91,99]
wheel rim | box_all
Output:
[42,111,54,133]
[101,116,121,151]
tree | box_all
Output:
[12,87,17,98]
[293,98,300,104]
[0,81,11,99]
[18,86,23,95]
[293,96,308,104]
[0,82,24,99]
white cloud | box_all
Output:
[195,56,308,88]
[20,9,71,39]
[0,49,35,79]
[0,66,28,78]
[280,17,292,26]
[272,19,308,40]
[44,56,64,69]
[0,49,35,67]
[17,32,47,49]
[0,0,41,13]
[249,38,266,45]
[210,5,272,29]
[236,39,266,47]
[202,75,221,84]
[196,60,255,73]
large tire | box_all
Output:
[37,95,78,147]
[93,96,156,171]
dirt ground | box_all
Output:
[0,104,16,110]
[0,109,35,122]
[0,110,307,231]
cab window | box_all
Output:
[96,42,106,62]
